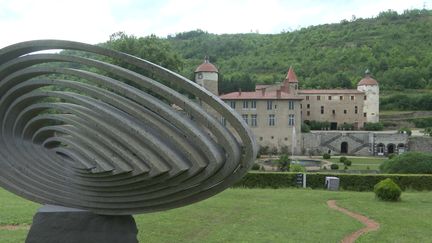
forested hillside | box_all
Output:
[166,9,432,93]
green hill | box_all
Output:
[167,9,432,93]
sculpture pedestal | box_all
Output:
[26,205,138,243]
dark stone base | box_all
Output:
[26,205,138,243]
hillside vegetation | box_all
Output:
[166,9,432,94]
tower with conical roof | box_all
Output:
[195,56,219,95]
[357,69,379,123]
[280,66,299,95]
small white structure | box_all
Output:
[325,176,340,191]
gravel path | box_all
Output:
[327,200,380,243]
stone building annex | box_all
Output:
[194,58,408,156]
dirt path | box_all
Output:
[327,200,379,243]
[0,224,30,230]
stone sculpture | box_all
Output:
[0,40,257,215]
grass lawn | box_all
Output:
[2,188,432,242]
[327,157,387,170]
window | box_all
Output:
[267,100,273,110]
[307,111,310,116]
[242,114,248,124]
[340,96,343,100]
[300,104,302,109]
[251,114,257,127]
[243,101,248,109]
[344,109,347,114]
[364,112,367,117]
[321,106,324,114]
[306,96,309,100]
[351,96,354,100]
[229,101,236,109]
[221,117,226,126]
[328,96,332,100]
[364,95,367,100]
[355,106,358,114]
[288,114,295,126]
[268,114,275,126]
[306,104,310,109]
[332,110,336,115]
[251,100,256,109]
[288,100,294,110]
[317,96,321,101]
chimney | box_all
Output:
[261,88,266,96]
[238,88,242,96]
[276,89,281,98]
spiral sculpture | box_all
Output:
[0,40,257,215]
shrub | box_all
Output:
[364,122,384,131]
[259,146,269,156]
[323,153,331,159]
[330,164,339,170]
[251,163,260,171]
[424,127,432,136]
[398,127,412,136]
[380,152,432,174]
[339,156,348,163]
[308,120,330,130]
[301,123,311,133]
[277,154,290,172]
[291,164,306,172]
[374,178,402,201]
[345,159,352,166]
[233,172,432,191]
[412,117,432,128]
[340,123,354,130]
[280,146,289,155]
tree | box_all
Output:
[277,154,291,171]
[103,32,184,76]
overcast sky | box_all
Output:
[0,0,429,48]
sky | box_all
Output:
[0,0,429,48]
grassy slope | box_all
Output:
[2,188,432,242]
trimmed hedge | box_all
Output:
[374,178,402,201]
[234,172,432,191]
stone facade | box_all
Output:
[194,59,388,155]
[302,131,408,156]
[299,91,366,129]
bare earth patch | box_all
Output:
[0,224,30,230]
[327,200,380,243]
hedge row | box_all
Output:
[233,172,432,191]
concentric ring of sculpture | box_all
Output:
[0,40,257,215]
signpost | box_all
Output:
[296,173,306,188]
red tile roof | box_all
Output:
[299,89,364,94]
[285,66,298,83]
[220,90,303,100]
[358,77,378,86]
[195,57,218,73]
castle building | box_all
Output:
[194,58,407,156]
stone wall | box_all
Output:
[302,131,408,156]
[408,136,432,153]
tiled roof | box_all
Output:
[195,57,218,73]
[358,77,378,86]
[299,89,364,94]
[285,66,298,83]
[220,90,303,100]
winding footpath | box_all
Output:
[327,200,380,243]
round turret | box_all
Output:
[357,69,379,123]
[357,69,378,86]
[195,56,219,95]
